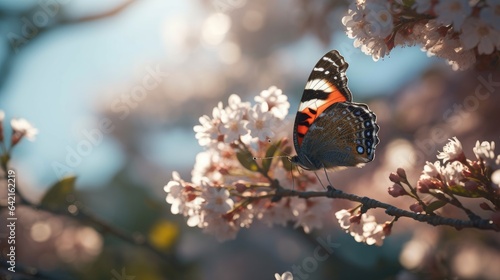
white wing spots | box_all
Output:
[305,79,334,92]
[298,98,329,111]
[322,56,337,65]
[313,67,325,72]
[325,71,330,75]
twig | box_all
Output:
[273,186,499,231]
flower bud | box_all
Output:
[409,202,424,213]
[388,183,407,197]
[396,168,407,180]
[382,221,392,236]
[234,182,246,193]
[389,172,401,183]
[479,202,493,211]
[417,179,431,193]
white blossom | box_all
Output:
[11,118,38,141]
[335,209,352,230]
[361,37,390,61]
[349,214,375,243]
[421,161,443,179]
[233,207,255,228]
[364,223,385,246]
[220,109,249,143]
[164,172,197,215]
[442,161,465,186]
[164,172,206,228]
[342,2,392,61]
[203,187,234,213]
[226,94,251,114]
[258,198,295,227]
[255,86,289,120]
[437,137,464,163]
[164,179,185,215]
[193,103,224,147]
[245,102,278,142]
[426,36,477,71]
[201,212,238,241]
[186,198,205,227]
[434,0,471,31]
[294,199,332,233]
[480,0,500,30]
[413,0,432,14]
[460,17,500,55]
[473,140,496,166]
[364,2,394,38]
[191,149,224,186]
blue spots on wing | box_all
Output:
[357,146,364,154]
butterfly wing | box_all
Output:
[294,102,380,170]
[293,50,353,153]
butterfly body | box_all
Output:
[291,50,379,171]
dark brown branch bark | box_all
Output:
[274,186,499,231]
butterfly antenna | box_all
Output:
[253,155,289,161]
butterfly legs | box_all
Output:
[323,167,335,189]
[312,167,335,190]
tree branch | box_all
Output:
[274,186,499,231]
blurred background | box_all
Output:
[0,0,499,279]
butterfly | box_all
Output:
[290,50,380,174]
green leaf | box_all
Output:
[425,200,447,213]
[447,184,482,198]
[41,176,77,211]
[262,141,281,174]
[236,149,259,172]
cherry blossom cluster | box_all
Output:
[165,87,335,241]
[389,137,500,225]
[342,0,500,70]
[0,110,38,156]
[334,209,392,246]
